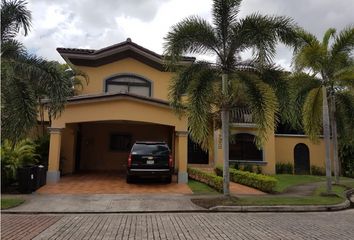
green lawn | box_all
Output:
[1,198,25,209]
[188,179,218,194]
[338,178,354,189]
[273,174,354,193]
[273,174,326,192]
[191,184,347,208]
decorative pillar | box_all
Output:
[47,127,63,183]
[175,131,188,184]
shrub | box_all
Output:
[242,164,254,173]
[215,165,277,193]
[230,162,240,170]
[276,163,294,174]
[311,165,326,176]
[34,134,50,168]
[1,139,38,188]
[187,167,223,192]
[256,166,262,174]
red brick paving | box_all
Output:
[1,215,61,240]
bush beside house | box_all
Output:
[215,166,277,193]
[276,163,294,174]
[1,139,41,192]
[187,167,223,192]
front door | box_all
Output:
[294,143,310,174]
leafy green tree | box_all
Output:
[164,0,298,195]
[1,0,86,142]
[291,27,354,192]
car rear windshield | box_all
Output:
[132,144,170,155]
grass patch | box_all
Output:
[273,174,326,192]
[188,179,218,194]
[1,198,25,209]
[192,183,347,208]
[337,178,354,189]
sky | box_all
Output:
[18,0,354,70]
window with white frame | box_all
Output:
[105,74,151,97]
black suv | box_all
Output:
[126,142,173,183]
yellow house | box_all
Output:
[46,38,328,184]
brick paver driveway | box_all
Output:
[37,172,192,194]
[2,210,354,240]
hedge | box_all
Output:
[187,167,223,192]
[215,166,277,193]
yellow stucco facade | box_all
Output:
[46,39,328,185]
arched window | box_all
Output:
[105,74,151,97]
[229,133,263,161]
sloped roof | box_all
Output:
[57,38,195,71]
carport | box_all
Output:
[46,93,188,185]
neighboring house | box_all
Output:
[46,38,328,184]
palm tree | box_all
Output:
[164,0,298,195]
[291,27,354,192]
[1,0,87,143]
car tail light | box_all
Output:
[128,154,132,167]
[169,154,173,168]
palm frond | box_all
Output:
[333,64,354,88]
[168,61,216,116]
[239,13,297,66]
[185,66,218,150]
[1,0,32,42]
[259,66,293,125]
[322,28,336,49]
[164,16,219,64]
[212,0,241,45]
[235,72,278,147]
[336,91,354,145]
[1,38,25,58]
[331,26,354,59]
[1,72,37,143]
[288,72,321,129]
[302,86,323,141]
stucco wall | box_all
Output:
[274,135,330,169]
[76,58,173,101]
[214,125,276,175]
[51,99,187,132]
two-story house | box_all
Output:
[46,38,328,185]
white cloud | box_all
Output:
[17,0,354,69]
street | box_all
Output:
[2,210,354,240]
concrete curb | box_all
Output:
[209,199,351,212]
[2,200,350,214]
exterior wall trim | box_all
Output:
[48,127,64,133]
[175,131,188,136]
[275,134,324,138]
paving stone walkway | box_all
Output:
[2,210,354,240]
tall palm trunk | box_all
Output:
[322,86,332,193]
[222,73,230,196]
[330,94,339,184]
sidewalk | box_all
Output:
[2,193,205,213]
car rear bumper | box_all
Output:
[127,168,173,177]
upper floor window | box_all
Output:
[105,74,151,97]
